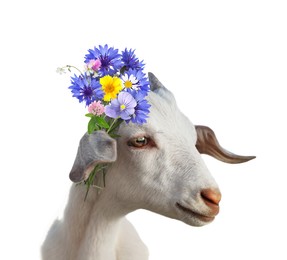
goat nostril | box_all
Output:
[201,188,222,206]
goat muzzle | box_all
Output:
[200,188,221,216]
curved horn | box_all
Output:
[195,125,256,164]
[148,72,165,91]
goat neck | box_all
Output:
[62,184,127,260]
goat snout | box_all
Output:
[200,188,221,216]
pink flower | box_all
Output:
[87,59,102,71]
[88,101,105,116]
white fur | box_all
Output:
[42,89,220,260]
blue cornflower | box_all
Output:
[105,92,137,121]
[121,48,145,71]
[84,44,122,76]
[121,69,150,95]
[130,91,151,124]
[69,74,103,106]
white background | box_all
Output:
[0,0,286,259]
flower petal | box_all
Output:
[120,108,134,120]
[105,105,120,119]
[118,92,137,108]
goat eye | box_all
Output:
[128,137,149,148]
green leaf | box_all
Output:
[85,113,94,118]
[87,117,97,134]
[95,116,110,129]
[84,164,106,201]
[108,118,123,134]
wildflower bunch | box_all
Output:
[57,45,151,197]
[58,45,150,136]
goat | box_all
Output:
[41,73,255,260]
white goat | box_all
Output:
[42,73,255,260]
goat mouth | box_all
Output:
[176,203,215,222]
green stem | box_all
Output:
[107,118,119,134]
[66,65,83,75]
[91,184,103,189]
[84,164,108,200]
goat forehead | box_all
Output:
[119,91,197,144]
[147,92,197,142]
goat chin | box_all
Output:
[175,204,216,227]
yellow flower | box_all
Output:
[100,75,123,102]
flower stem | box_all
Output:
[66,65,83,75]
[107,118,118,134]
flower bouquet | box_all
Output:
[57,45,151,198]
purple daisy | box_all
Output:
[121,48,145,71]
[69,74,103,106]
[130,91,151,124]
[84,45,122,76]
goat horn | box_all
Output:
[148,72,165,91]
[195,125,256,164]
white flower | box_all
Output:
[121,74,140,90]
[56,67,66,75]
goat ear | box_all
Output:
[195,125,256,164]
[69,131,117,183]
[148,72,165,91]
